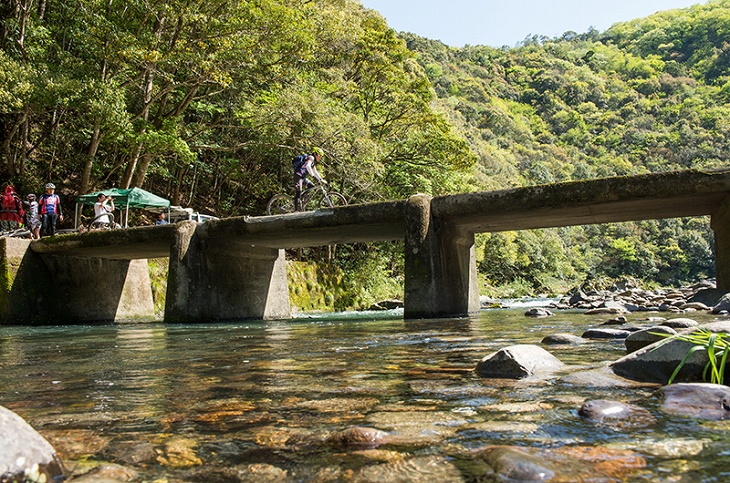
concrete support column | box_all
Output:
[165,221,290,322]
[40,256,154,323]
[0,237,154,324]
[712,195,730,293]
[0,238,53,325]
[404,194,480,319]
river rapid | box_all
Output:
[1,307,729,482]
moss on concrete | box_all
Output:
[148,258,169,318]
[287,261,346,313]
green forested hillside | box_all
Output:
[400,1,729,295]
[2,0,728,303]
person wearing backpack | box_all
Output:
[39,182,63,237]
[24,193,41,239]
[292,147,326,211]
[0,185,25,232]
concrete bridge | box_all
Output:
[2,168,730,324]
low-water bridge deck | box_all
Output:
[4,168,730,323]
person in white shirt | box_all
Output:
[92,193,115,227]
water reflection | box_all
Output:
[0,310,727,481]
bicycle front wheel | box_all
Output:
[320,192,348,209]
[266,194,295,215]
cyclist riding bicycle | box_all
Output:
[293,147,326,211]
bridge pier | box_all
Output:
[165,222,290,322]
[40,256,155,322]
[404,195,480,319]
[0,237,154,324]
[712,195,730,293]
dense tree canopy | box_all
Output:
[0,0,474,211]
[2,0,728,301]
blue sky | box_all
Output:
[359,0,708,48]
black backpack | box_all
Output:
[292,154,308,172]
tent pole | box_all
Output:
[125,202,130,228]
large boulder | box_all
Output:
[610,321,730,384]
[688,287,724,307]
[625,326,677,354]
[0,405,65,482]
[476,344,564,379]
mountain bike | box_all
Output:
[266,182,347,215]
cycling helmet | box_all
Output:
[27,193,36,200]
[45,183,55,189]
[311,147,324,157]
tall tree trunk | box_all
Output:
[130,153,152,187]
[122,143,143,189]
[122,68,154,188]
[80,120,103,194]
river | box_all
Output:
[1,307,728,482]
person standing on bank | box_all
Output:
[92,193,115,228]
[39,183,63,237]
[24,194,41,239]
[0,185,25,232]
[293,147,326,211]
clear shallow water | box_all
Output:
[1,309,729,482]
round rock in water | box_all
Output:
[476,344,564,379]
[579,399,656,429]
[525,307,554,317]
[582,328,631,340]
[659,383,730,420]
[542,333,586,345]
[0,405,65,481]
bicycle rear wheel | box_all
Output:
[266,194,295,215]
[320,192,348,209]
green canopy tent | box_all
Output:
[74,187,170,229]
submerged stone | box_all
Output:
[659,383,730,420]
[477,446,555,482]
[579,399,656,429]
[353,455,463,482]
[326,427,391,450]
